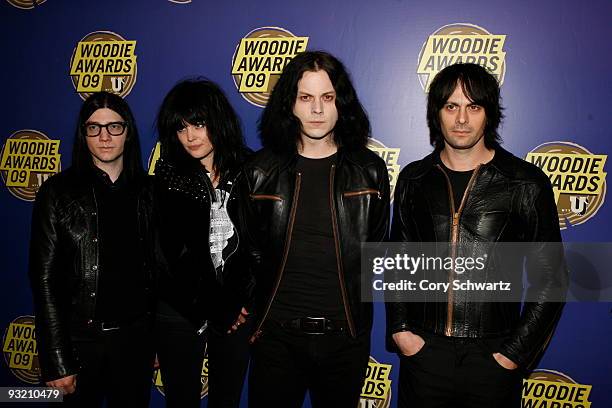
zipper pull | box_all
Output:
[453,213,459,226]
[249,329,263,344]
[197,321,208,336]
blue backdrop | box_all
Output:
[1,1,610,407]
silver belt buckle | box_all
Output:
[101,322,120,331]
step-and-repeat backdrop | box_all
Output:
[1,0,610,407]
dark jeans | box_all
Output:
[397,330,523,408]
[248,320,371,408]
[155,302,251,408]
[207,321,251,408]
[62,315,154,408]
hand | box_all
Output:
[392,331,425,357]
[46,374,77,395]
[492,352,518,370]
[227,307,249,334]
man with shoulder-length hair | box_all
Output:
[386,63,567,408]
[29,92,155,406]
[241,50,390,407]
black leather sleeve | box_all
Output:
[498,178,568,368]
[236,168,263,315]
[385,175,414,352]
[28,181,77,382]
[372,158,391,244]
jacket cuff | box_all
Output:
[40,348,77,383]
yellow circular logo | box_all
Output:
[2,316,40,384]
[526,141,607,230]
[5,0,47,9]
[417,23,507,92]
[360,356,393,407]
[0,130,61,202]
[69,31,138,100]
[231,26,309,107]
[367,138,400,202]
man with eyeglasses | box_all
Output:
[29,92,156,407]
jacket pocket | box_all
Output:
[343,188,381,199]
[250,194,283,201]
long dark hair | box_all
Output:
[156,78,247,175]
[72,92,144,182]
[259,50,370,154]
[427,63,504,151]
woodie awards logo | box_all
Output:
[231,27,309,107]
[2,316,40,384]
[153,354,209,398]
[523,370,592,408]
[359,356,392,408]
[6,0,47,9]
[0,130,61,201]
[526,142,607,230]
[368,138,400,201]
[69,31,138,100]
[417,23,507,91]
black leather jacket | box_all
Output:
[28,167,155,382]
[154,158,253,331]
[386,147,567,368]
[241,147,390,340]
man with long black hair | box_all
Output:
[241,50,390,407]
[386,63,567,407]
[29,92,155,406]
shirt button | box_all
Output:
[90,292,96,298]
[92,265,98,271]
[92,238,98,243]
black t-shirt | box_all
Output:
[440,162,474,210]
[92,168,147,322]
[269,153,345,321]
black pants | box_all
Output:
[62,316,154,408]
[155,302,251,408]
[397,330,523,408]
[248,320,370,408]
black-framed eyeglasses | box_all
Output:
[84,122,127,137]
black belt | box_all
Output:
[279,317,349,334]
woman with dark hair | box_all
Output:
[153,78,253,408]
[30,92,156,406]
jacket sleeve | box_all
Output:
[371,159,391,244]
[384,175,414,352]
[235,168,261,315]
[28,182,77,382]
[498,179,568,368]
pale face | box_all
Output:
[85,108,127,167]
[293,70,338,143]
[176,122,214,160]
[439,83,487,152]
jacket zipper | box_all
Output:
[251,172,301,342]
[330,165,357,337]
[436,164,482,336]
[88,187,100,325]
[198,170,217,335]
[343,188,381,199]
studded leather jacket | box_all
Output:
[29,167,155,382]
[153,158,254,331]
[241,147,390,340]
[386,147,567,368]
